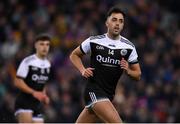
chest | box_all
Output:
[27,66,50,83]
[90,42,132,60]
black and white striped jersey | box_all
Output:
[80,33,139,96]
[15,54,51,116]
[16,54,51,91]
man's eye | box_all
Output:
[112,19,117,21]
[119,19,124,23]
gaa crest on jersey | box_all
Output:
[120,49,127,56]
[96,45,104,50]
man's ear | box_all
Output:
[105,20,108,27]
[34,42,37,50]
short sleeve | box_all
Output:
[16,59,29,78]
[128,47,139,64]
[80,38,91,54]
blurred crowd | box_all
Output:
[0,0,179,123]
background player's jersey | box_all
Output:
[15,54,51,115]
[80,33,138,96]
[16,54,51,92]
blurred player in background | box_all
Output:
[14,34,51,123]
[70,6,141,123]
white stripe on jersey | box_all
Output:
[85,98,110,108]
[93,92,97,102]
[16,54,51,78]
[14,109,33,116]
[89,92,97,102]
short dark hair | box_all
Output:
[35,34,51,43]
[107,6,126,19]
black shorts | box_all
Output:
[14,94,43,119]
[84,83,114,109]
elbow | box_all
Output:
[136,71,141,81]
[131,70,141,81]
[14,78,19,88]
[69,51,82,62]
[69,52,73,62]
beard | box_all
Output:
[111,29,121,38]
[112,31,120,36]
[107,27,122,39]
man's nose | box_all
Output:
[116,23,119,26]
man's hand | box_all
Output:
[120,57,141,80]
[32,91,47,102]
[120,58,129,72]
[81,67,95,78]
[44,95,50,105]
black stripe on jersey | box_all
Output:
[89,34,106,40]
[121,38,135,48]
[129,60,139,64]
[80,45,86,54]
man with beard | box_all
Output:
[70,7,141,123]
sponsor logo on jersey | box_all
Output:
[32,74,49,83]
[96,55,120,65]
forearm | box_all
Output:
[14,78,35,95]
[126,69,141,80]
[70,53,85,73]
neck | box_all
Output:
[107,33,120,40]
[36,53,46,60]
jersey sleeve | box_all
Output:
[80,37,91,54]
[16,59,29,78]
[128,47,139,64]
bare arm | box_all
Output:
[70,46,94,78]
[14,77,35,94]
[70,46,86,74]
[14,77,46,102]
[120,58,141,80]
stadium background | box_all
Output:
[0,0,179,122]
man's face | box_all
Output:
[106,13,124,36]
[35,40,50,57]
